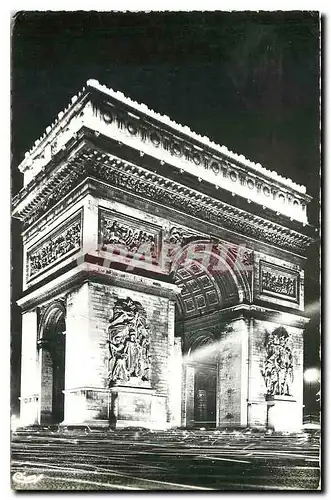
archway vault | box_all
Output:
[38,299,66,341]
[171,239,252,321]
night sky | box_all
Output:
[11,11,320,413]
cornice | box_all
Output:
[177,303,309,329]
[16,79,308,201]
[85,80,307,194]
[88,90,311,221]
[13,144,314,256]
[17,262,181,311]
[17,91,90,175]
[93,132,315,233]
[12,137,87,216]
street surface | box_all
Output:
[11,428,320,491]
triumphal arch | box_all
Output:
[12,80,314,432]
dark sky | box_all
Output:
[10,11,320,411]
[11,11,320,205]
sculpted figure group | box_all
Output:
[107,297,151,385]
[29,221,81,277]
[262,270,296,297]
[261,327,294,397]
[102,219,156,257]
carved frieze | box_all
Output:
[18,151,89,230]
[107,297,151,385]
[259,261,299,301]
[99,210,159,261]
[27,214,82,280]
[93,160,310,255]
[261,327,294,397]
[18,148,312,256]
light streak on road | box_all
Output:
[39,476,142,490]
[12,459,213,491]
[199,455,251,464]
[11,429,320,491]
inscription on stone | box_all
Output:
[28,215,81,279]
[92,100,304,212]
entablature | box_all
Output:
[13,142,314,259]
[15,79,312,224]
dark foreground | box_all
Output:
[11,427,320,491]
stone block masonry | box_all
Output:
[217,318,248,427]
[19,310,39,426]
[248,318,304,431]
[62,279,178,427]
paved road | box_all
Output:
[11,429,320,491]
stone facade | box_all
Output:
[13,80,313,431]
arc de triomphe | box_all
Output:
[12,80,314,432]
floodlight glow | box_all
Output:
[182,330,242,365]
[11,415,21,433]
[304,367,320,383]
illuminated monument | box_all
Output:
[12,80,314,431]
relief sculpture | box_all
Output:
[29,219,81,278]
[261,327,294,397]
[261,269,296,297]
[107,297,151,385]
[164,226,194,259]
[101,217,157,259]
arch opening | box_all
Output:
[172,240,250,428]
[38,302,66,425]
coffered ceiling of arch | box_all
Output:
[175,260,222,319]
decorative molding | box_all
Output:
[261,327,294,397]
[259,260,299,302]
[17,262,182,312]
[107,297,151,386]
[91,98,308,220]
[91,155,311,255]
[27,212,82,281]
[87,79,306,194]
[16,147,313,256]
[99,209,159,261]
[17,79,307,199]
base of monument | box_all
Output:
[60,419,110,429]
[109,384,168,430]
[266,395,301,432]
[113,419,171,430]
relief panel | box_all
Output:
[259,260,299,303]
[261,327,294,397]
[27,211,82,281]
[99,209,161,265]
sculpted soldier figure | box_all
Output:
[262,327,294,397]
[107,297,151,385]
